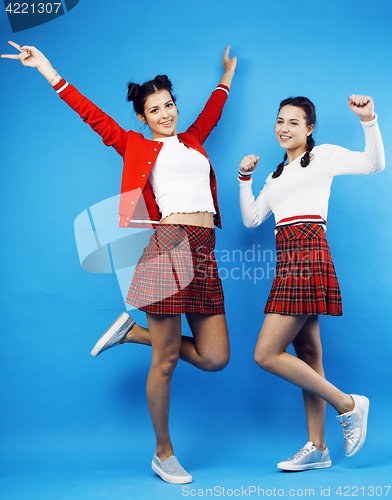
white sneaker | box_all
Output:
[336,394,369,457]
[277,441,332,471]
[90,313,135,357]
[151,453,192,484]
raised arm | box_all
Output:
[2,41,128,156]
[321,95,385,177]
[239,155,272,228]
[184,45,237,144]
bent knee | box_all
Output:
[254,349,276,373]
[203,353,230,372]
[293,341,323,364]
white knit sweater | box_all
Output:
[239,116,385,230]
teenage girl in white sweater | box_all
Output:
[239,95,385,471]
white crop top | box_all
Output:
[149,135,216,220]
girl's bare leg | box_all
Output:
[142,312,229,461]
[292,316,327,450]
[122,313,230,372]
[254,313,354,417]
[145,314,182,461]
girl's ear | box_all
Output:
[137,113,147,124]
[307,124,314,136]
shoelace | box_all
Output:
[340,417,355,440]
[290,446,314,460]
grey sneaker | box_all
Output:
[90,312,135,357]
[336,394,369,457]
[151,453,192,484]
[277,441,332,471]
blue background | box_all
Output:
[0,0,391,498]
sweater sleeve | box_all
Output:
[53,79,128,157]
[185,85,229,145]
[320,116,385,177]
[239,178,272,228]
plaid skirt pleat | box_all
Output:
[126,224,225,315]
[264,223,342,316]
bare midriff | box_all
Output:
[160,211,214,228]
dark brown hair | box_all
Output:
[127,75,176,118]
[272,96,316,179]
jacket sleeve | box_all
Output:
[53,79,128,157]
[185,84,229,145]
[239,178,272,228]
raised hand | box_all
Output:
[222,44,237,74]
[219,45,237,89]
[348,94,375,122]
[1,41,46,68]
[239,155,259,174]
[2,41,60,85]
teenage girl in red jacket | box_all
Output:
[2,41,236,484]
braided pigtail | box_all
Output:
[300,134,315,168]
[272,153,288,178]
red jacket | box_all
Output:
[53,79,229,229]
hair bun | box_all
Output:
[154,75,172,91]
[127,82,141,102]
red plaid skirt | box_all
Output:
[126,224,225,315]
[264,223,342,316]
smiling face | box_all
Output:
[137,89,178,139]
[275,105,314,161]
